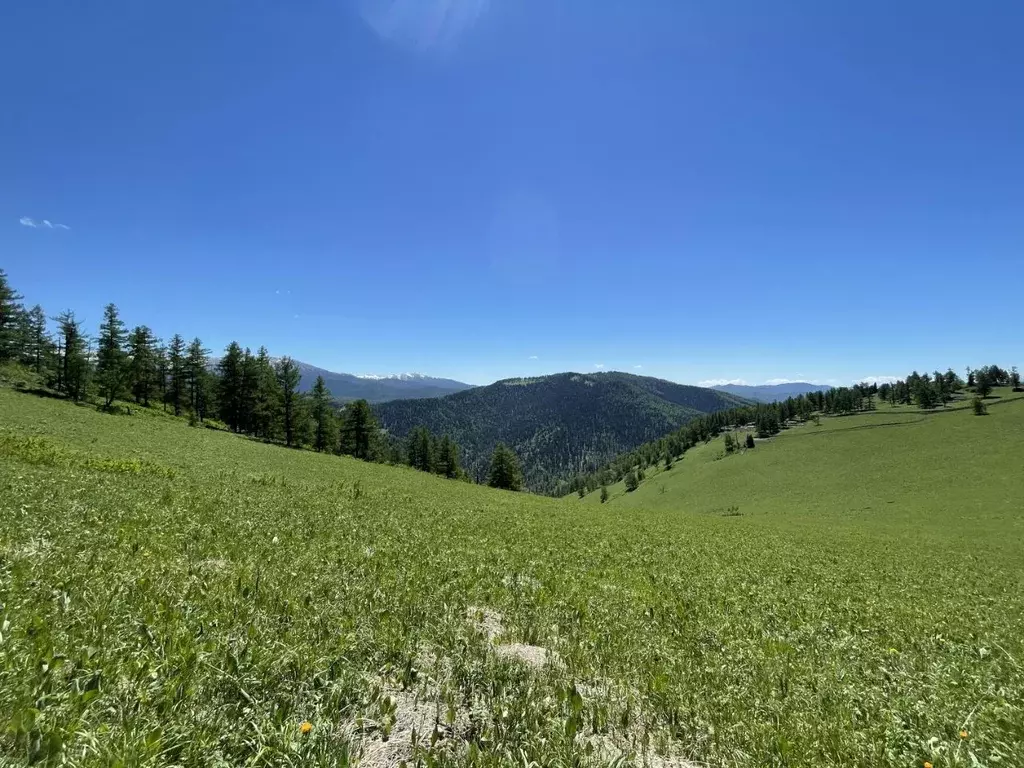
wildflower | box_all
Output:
[960,729,969,739]
[300,721,312,735]
[924,762,932,768]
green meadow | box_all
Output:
[1,386,1022,767]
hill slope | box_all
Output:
[375,372,748,492]
[712,381,832,402]
[1,385,1021,766]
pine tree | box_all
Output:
[95,303,128,407]
[127,325,158,405]
[487,443,523,491]
[276,356,302,447]
[1010,366,1021,392]
[600,486,609,503]
[339,399,378,460]
[310,375,333,452]
[0,269,24,363]
[186,338,211,421]
[724,432,735,454]
[166,334,187,416]
[218,342,246,431]
[54,310,89,401]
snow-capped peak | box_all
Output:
[356,372,431,381]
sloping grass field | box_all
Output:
[1,387,1022,767]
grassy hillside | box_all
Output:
[1,387,1022,767]
[375,372,748,493]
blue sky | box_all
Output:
[3,0,1022,386]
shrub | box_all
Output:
[972,396,987,416]
[745,433,756,449]
[600,486,609,503]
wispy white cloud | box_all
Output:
[594,363,605,369]
[764,378,799,385]
[698,378,748,387]
[20,216,69,230]
[528,355,538,360]
[634,364,642,369]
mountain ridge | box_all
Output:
[375,371,749,494]
[713,382,833,402]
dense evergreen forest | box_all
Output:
[0,269,529,490]
[566,364,1022,497]
[375,372,748,493]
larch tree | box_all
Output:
[217,342,246,431]
[487,443,523,491]
[339,399,378,460]
[167,334,187,416]
[186,338,211,421]
[54,310,89,401]
[0,269,24,363]
[275,356,302,447]
[127,325,158,406]
[310,375,333,452]
[95,303,128,407]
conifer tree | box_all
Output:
[218,341,246,431]
[310,375,334,452]
[96,303,128,407]
[23,305,51,375]
[488,443,523,491]
[250,347,280,439]
[436,435,461,479]
[0,269,24,363]
[275,356,302,447]
[974,368,993,398]
[339,399,378,460]
[54,310,89,401]
[600,486,609,503]
[127,325,158,405]
[167,334,187,416]
[186,338,211,421]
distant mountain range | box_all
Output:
[291,362,473,402]
[375,372,749,494]
[207,357,473,403]
[712,382,833,403]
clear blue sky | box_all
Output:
[3,0,1022,386]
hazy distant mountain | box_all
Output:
[375,372,749,493]
[712,382,832,403]
[208,357,472,402]
[291,362,472,402]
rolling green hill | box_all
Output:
[374,372,748,493]
[1,385,1022,766]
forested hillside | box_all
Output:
[374,372,748,493]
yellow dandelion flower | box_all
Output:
[960,729,969,739]
[300,721,312,735]
[924,762,932,768]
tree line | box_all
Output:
[563,363,1020,498]
[0,269,525,490]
